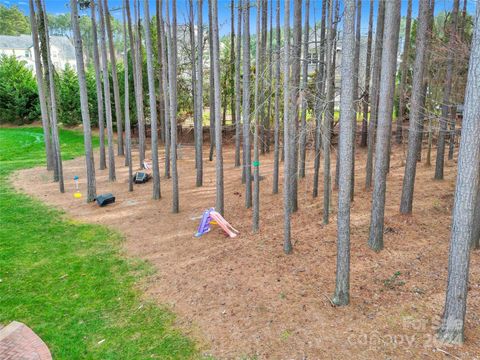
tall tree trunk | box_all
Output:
[283,0,292,254]
[360,0,373,148]
[40,0,64,192]
[208,0,215,162]
[234,0,242,168]
[438,4,480,342]
[333,0,355,306]
[298,0,310,179]
[365,0,385,189]
[28,0,53,172]
[123,0,133,192]
[243,0,252,207]
[259,0,268,155]
[188,0,197,170]
[396,0,412,145]
[264,0,273,154]
[210,0,224,215]
[156,0,165,144]
[349,0,361,201]
[71,0,96,202]
[368,0,401,252]
[98,0,116,181]
[104,0,124,156]
[133,0,146,168]
[272,0,280,194]
[144,0,161,200]
[158,1,171,178]
[166,0,179,213]
[196,0,204,186]
[312,0,327,198]
[290,0,302,213]
[323,0,335,224]
[435,0,459,180]
[90,0,106,170]
[253,0,263,231]
[230,0,236,137]
[400,0,432,214]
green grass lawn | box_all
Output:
[0,127,198,359]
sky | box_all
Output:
[1,0,478,36]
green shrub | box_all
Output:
[0,55,39,125]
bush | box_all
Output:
[0,55,39,125]
[56,64,82,126]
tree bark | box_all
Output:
[283,0,292,254]
[210,0,224,215]
[196,0,204,186]
[438,4,480,342]
[272,0,280,195]
[400,0,432,214]
[90,0,106,170]
[98,0,116,181]
[368,0,401,252]
[365,0,385,189]
[156,0,165,144]
[143,0,161,200]
[28,0,53,172]
[243,0,252,207]
[298,0,310,179]
[40,0,64,192]
[104,0,124,156]
[208,0,215,163]
[435,0,459,180]
[360,0,373,148]
[188,0,197,169]
[234,0,242,168]
[123,0,133,192]
[333,0,355,306]
[396,0,412,145]
[312,0,327,198]
[166,0,179,213]
[71,0,96,202]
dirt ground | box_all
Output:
[14,140,480,359]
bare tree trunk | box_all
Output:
[243,0,252,207]
[313,0,327,198]
[435,0,459,180]
[210,0,224,215]
[230,0,236,138]
[272,0,280,195]
[133,0,146,168]
[323,0,335,224]
[196,0,204,186]
[28,0,53,172]
[438,5,480,342]
[40,0,64,192]
[283,0,292,254]
[158,1,171,179]
[368,0,401,252]
[188,0,197,168]
[71,0,96,202]
[98,0,116,181]
[360,0,373,148]
[156,0,165,144]
[290,0,302,213]
[166,0,179,213]
[144,0,161,200]
[90,0,106,170]
[333,0,356,306]
[104,0,124,156]
[396,0,412,145]
[123,0,133,192]
[264,0,273,154]
[259,0,268,155]
[298,0,310,179]
[448,106,456,160]
[400,0,432,214]
[234,0,242,168]
[208,0,215,163]
[252,0,263,231]
[365,0,385,189]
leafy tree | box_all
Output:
[0,56,39,124]
[0,5,30,35]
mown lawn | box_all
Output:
[0,127,198,359]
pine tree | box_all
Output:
[123,0,133,192]
[195,0,204,186]
[234,0,242,168]
[360,0,373,148]
[272,0,281,195]
[242,0,252,208]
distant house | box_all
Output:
[0,34,76,71]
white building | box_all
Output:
[0,34,76,71]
